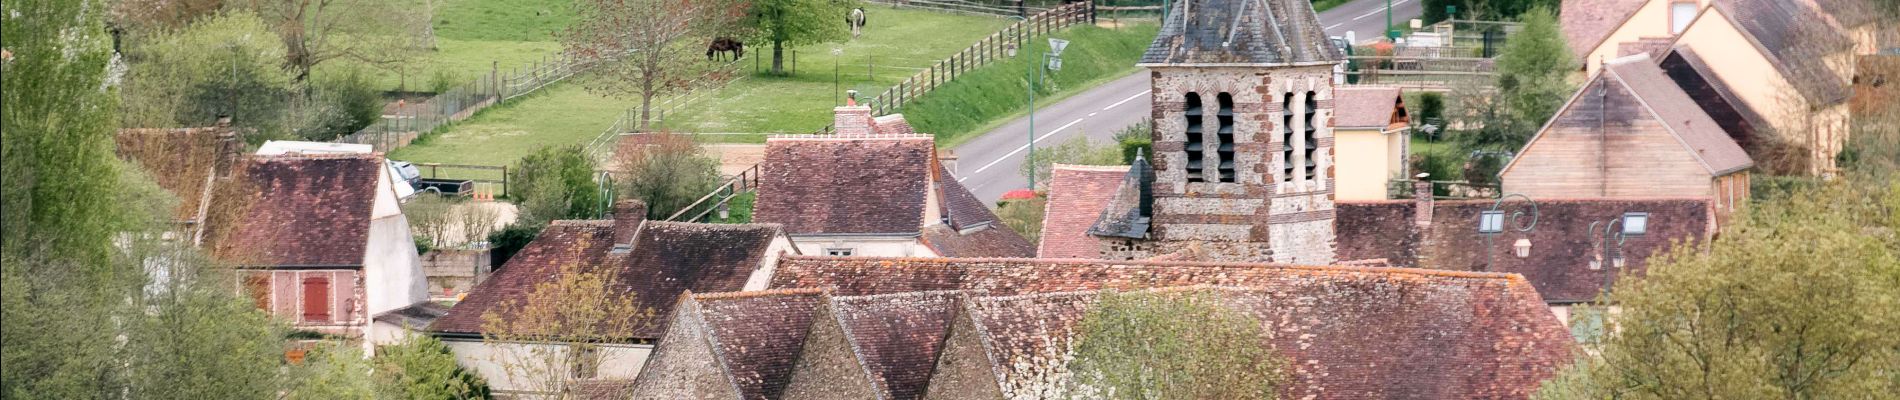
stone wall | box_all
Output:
[421,249,490,300]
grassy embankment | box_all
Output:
[899,23,1158,147]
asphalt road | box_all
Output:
[953,0,1425,202]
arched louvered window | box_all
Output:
[1185,92,1206,182]
[1303,91,1319,181]
[1281,92,1296,183]
[1215,93,1236,183]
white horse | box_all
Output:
[847,8,866,38]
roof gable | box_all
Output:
[1561,0,1651,61]
[829,291,963,399]
[1140,0,1343,65]
[1658,47,1771,145]
[754,136,935,235]
[627,298,745,399]
[1333,87,1407,129]
[694,289,829,399]
[1039,165,1130,258]
[1702,0,1855,105]
[1501,57,1751,178]
[209,154,381,266]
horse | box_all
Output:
[706,37,744,61]
[846,8,866,38]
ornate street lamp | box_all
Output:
[1589,212,1649,297]
[1478,193,1539,270]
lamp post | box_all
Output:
[1588,212,1649,298]
[1477,193,1539,270]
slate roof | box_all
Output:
[1038,165,1130,258]
[1087,157,1153,239]
[207,154,381,266]
[1332,86,1406,129]
[430,220,786,339]
[114,127,231,223]
[764,258,1574,398]
[1335,198,1713,303]
[1139,0,1343,65]
[753,135,934,235]
[825,290,964,400]
[1560,0,1649,61]
[1710,0,1855,105]
[691,289,830,400]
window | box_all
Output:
[569,346,601,379]
[301,275,330,323]
[1184,92,1206,182]
[244,274,272,311]
[1302,91,1319,181]
[1281,92,1296,183]
[825,248,855,256]
[1670,1,1697,34]
[1214,93,1236,183]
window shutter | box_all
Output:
[302,276,331,322]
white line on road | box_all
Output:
[1324,23,1344,30]
[1088,112,1098,117]
[1351,0,1412,21]
[1103,90,1150,111]
[960,118,1087,180]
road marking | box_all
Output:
[1103,90,1150,111]
[961,118,1088,180]
[1352,0,1411,21]
[1088,112,1098,117]
[1325,23,1344,30]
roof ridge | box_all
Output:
[549,220,614,227]
[251,153,380,161]
[832,289,968,302]
[766,133,936,141]
[1051,164,1133,172]
[692,287,828,301]
[643,220,786,232]
[777,255,1529,282]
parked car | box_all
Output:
[389,160,474,199]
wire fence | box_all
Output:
[336,52,598,152]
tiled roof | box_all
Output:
[431,220,785,339]
[826,290,964,400]
[1603,57,1754,174]
[1336,198,1713,303]
[1332,87,1405,129]
[1659,47,1771,147]
[1039,165,1130,258]
[693,289,830,399]
[764,258,1573,398]
[1087,157,1153,239]
[753,136,934,235]
[1616,37,1674,58]
[570,380,638,400]
[919,224,1036,258]
[372,301,451,329]
[936,166,998,230]
[1712,0,1855,105]
[1140,0,1343,65]
[114,127,230,223]
[1560,0,1648,61]
[208,154,381,266]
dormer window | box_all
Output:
[1281,92,1296,183]
[1215,93,1236,183]
[1185,92,1206,182]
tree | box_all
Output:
[1067,290,1287,399]
[481,262,656,396]
[1421,0,1560,23]
[118,11,297,141]
[510,145,606,226]
[995,195,1048,245]
[569,0,740,130]
[1534,180,1900,399]
[287,345,378,400]
[1488,6,1574,151]
[746,0,854,76]
[1022,135,1125,190]
[241,0,429,82]
[373,335,490,400]
[615,132,721,220]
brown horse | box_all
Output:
[707,37,744,61]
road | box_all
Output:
[953,0,1424,202]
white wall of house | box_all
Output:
[742,236,803,291]
[789,235,930,258]
[443,338,653,397]
[363,167,429,331]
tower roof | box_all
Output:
[1139,0,1344,66]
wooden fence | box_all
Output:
[337,52,598,152]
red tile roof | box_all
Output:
[919,224,1035,258]
[691,289,830,399]
[1332,87,1405,129]
[430,220,786,339]
[1561,0,1648,61]
[825,290,964,400]
[753,136,934,235]
[208,154,381,266]
[1038,165,1130,258]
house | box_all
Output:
[1562,0,1713,76]
[1331,86,1411,201]
[428,201,798,395]
[116,127,431,346]
[1501,55,1753,218]
[750,101,1035,258]
[1038,164,1131,258]
[623,257,1575,399]
[1111,0,1346,264]
[1662,0,1858,175]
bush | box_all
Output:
[1022,135,1124,190]
[1115,118,1154,164]
[293,67,384,141]
[995,196,1047,244]
[510,145,604,225]
[486,223,543,268]
[1410,92,1446,138]
[615,132,720,220]
[372,335,490,400]
[120,12,295,142]
[428,69,461,95]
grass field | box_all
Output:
[900,23,1159,146]
[660,8,1012,134]
[319,0,572,92]
[397,7,1012,168]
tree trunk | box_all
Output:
[639,79,655,131]
[771,40,785,76]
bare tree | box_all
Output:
[479,261,655,396]
[567,0,742,130]
[242,0,428,82]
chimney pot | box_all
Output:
[1412,173,1433,227]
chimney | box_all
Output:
[940,150,959,175]
[610,200,648,252]
[214,115,241,178]
[834,90,874,135]
[1412,173,1433,227]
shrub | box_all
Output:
[1114,118,1154,164]
[120,12,295,142]
[293,67,384,141]
[486,223,543,268]
[509,145,604,225]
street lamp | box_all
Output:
[1589,212,1649,297]
[1478,193,1540,270]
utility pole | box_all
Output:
[1386,0,1395,40]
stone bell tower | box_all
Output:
[1094,0,1343,264]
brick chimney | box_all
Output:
[834,90,874,135]
[610,200,648,252]
[1412,173,1433,227]
[214,115,241,178]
